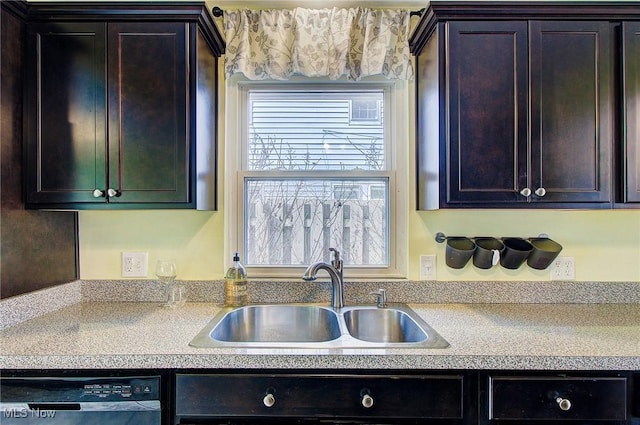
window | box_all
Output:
[350,98,382,124]
[229,80,406,278]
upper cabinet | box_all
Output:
[24,3,224,210]
[410,3,640,209]
[623,21,640,204]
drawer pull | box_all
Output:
[556,397,572,411]
[360,389,374,409]
[263,393,276,408]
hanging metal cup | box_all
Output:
[527,237,563,270]
[445,237,476,269]
[500,237,534,269]
[472,237,504,269]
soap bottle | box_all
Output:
[225,252,248,306]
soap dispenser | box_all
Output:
[225,252,248,306]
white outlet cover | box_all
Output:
[550,256,575,281]
[122,252,148,277]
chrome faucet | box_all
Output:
[302,248,345,308]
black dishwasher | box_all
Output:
[175,372,471,424]
[0,375,162,424]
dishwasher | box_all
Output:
[0,375,162,424]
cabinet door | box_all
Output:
[623,21,640,203]
[25,22,107,205]
[176,373,464,420]
[446,21,529,205]
[529,21,613,205]
[107,22,189,204]
[489,376,627,421]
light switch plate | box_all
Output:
[420,255,437,280]
[122,252,148,277]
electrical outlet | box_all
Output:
[420,255,437,280]
[122,252,148,277]
[550,256,575,281]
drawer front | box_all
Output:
[489,376,627,420]
[176,373,463,419]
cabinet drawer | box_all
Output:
[489,376,627,420]
[176,373,463,419]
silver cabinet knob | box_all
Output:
[535,187,546,197]
[556,397,571,411]
[519,187,532,197]
[361,393,374,409]
[106,188,121,198]
[92,189,105,198]
[263,393,275,408]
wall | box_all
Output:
[78,55,640,283]
[1,3,78,299]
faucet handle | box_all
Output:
[370,288,387,308]
[329,248,340,261]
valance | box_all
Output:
[223,8,414,81]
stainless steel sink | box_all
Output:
[210,304,341,343]
[343,307,428,343]
[190,303,449,349]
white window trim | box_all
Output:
[224,75,408,279]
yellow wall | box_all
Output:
[78,208,640,282]
[78,2,640,282]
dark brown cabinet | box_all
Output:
[488,376,627,421]
[411,5,618,209]
[175,372,468,423]
[623,21,640,204]
[24,3,223,209]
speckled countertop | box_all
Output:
[2,297,640,371]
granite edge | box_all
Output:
[0,281,81,329]
[82,279,640,304]
[1,353,639,371]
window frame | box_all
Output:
[225,76,408,279]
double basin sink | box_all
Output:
[189,303,449,349]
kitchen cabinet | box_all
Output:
[411,4,617,209]
[175,372,475,424]
[487,375,627,422]
[623,21,640,204]
[24,3,223,210]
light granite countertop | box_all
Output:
[2,300,640,371]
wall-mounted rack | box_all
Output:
[435,232,549,243]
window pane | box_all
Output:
[248,91,385,171]
[245,178,389,267]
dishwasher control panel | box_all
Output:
[1,377,160,402]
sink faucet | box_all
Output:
[302,248,345,308]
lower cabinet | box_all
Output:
[3,369,639,425]
[174,372,473,424]
[487,376,627,422]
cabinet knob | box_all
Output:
[519,187,532,197]
[107,188,121,198]
[556,397,572,411]
[535,187,546,197]
[92,189,105,198]
[361,392,374,409]
[263,393,276,408]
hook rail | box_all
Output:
[435,232,550,243]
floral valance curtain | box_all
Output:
[223,8,414,81]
